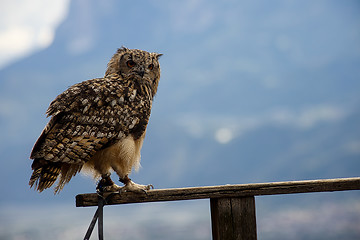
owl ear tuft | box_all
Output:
[155,53,163,59]
[118,46,129,53]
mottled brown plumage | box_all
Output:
[29,47,162,193]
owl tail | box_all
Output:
[29,160,61,192]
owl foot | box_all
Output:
[96,175,122,193]
[119,176,154,193]
[101,183,122,192]
[121,181,154,194]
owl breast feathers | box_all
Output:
[29,48,162,193]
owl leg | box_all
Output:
[96,173,122,192]
[119,175,154,193]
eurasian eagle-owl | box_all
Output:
[29,47,162,194]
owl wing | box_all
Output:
[30,75,152,165]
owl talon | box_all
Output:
[143,185,154,195]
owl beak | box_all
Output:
[135,66,145,78]
[136,70,145,78]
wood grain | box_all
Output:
[211,197,257,240]
[76,177,360,207]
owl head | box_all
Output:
[105,47,162,96]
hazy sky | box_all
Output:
[0,0,70,69]
[0,2,359,239]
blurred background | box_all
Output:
[0,0,359,239]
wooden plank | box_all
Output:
[231,197,257,240]
[211,197,257,240]
[76,177,360,207]
[211,198,232,239]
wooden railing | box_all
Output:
[76,177,360,240]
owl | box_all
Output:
[29,47,162,194]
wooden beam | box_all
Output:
[76,177,360,207]
[211,197,257,240]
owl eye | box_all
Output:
[148,64,154,70]
[126,60,136,68]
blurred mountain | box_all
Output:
[0,0,359,229]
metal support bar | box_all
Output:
[98,197,104,240]
[84,208,99,240]
[83,195,107,240]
